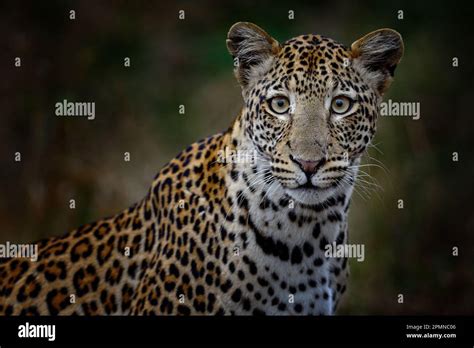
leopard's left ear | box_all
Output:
[351,29,404,95]
[226,22,280,89]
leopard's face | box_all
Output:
[243,36,378,203]
[227,23,403,204]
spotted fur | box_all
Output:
[0,22,403,315]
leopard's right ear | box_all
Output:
[350,29,404,95]
[226,22,280,89]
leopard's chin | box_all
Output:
[284,186,336,205]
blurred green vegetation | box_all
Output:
[0,0,472,314]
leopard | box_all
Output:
[0,22,403,315]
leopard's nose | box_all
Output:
[290,156,326,177]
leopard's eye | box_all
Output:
[268,96,290,114]
[331,96,353,115]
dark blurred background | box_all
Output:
[0,0,473,314]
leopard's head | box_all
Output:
[227,22,403,204]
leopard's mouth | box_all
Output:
[282,177,339,191]
[282,177,346,205]
[293,181,323,190]
[286,185,327,195]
